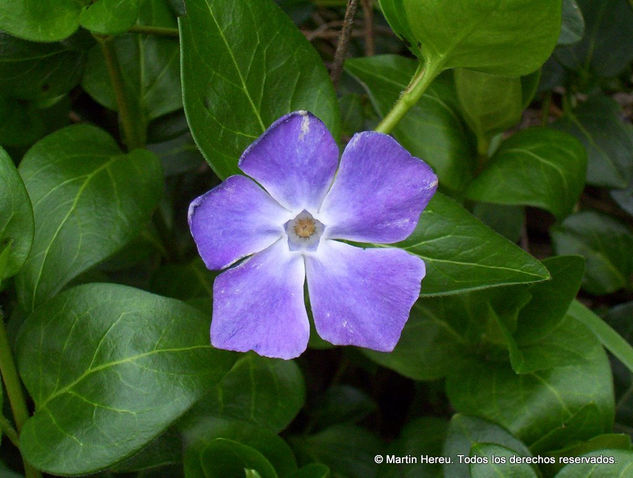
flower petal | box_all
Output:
[306,240,425,351]
[239,111,339,211]
[188,175,291,270]
[211,240,309,359]
[319,132,438,243]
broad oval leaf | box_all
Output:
[466,127,587,220]
[403,0,562,76]
[16,283,235,475]
[16,124,163,310]
[470,443,538,478]
[78,0,139,35]
[454,69,523,148]
[180,0,340,179]
[344,55,474,192]
[0,147,33,281]
[555,449,633,477]
[390,193,550,296]
[552,211,633,295]
[558,0,585,45]
[552,95,633,189]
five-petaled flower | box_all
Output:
[188,111,438,359]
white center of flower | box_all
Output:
[284,210,325,252]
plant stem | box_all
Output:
[0,310,41,478]
[97,35,144,150]
[129,25,179,37]
[0,413,19,447]
[330,0,359,88]
[374,60,443,134]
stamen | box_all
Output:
[284,210,325,252]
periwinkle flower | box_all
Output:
[188,111,438,359]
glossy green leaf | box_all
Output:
[446,331,613,447]
[309,386,377,430]
[467,128,587,220]
[551,211,633,295]
[185,354,305,433]
[0,0,140,42]
[112,428,182,472]
[604,302,633,423]
[454,69,523,147]
[556,0,633,77]
[345,55,474,192]
[470,443,538,478]
[151,259,214,302]
[16,283,235,475]
[185,437,278,478]
[0,33,85,102]
[388,193,550,296]
[472,203,523,243]
[79,0,139,35]
[291,425,382,478]
[443,414,532,478]
[555,449,633,477]
[547,434,631,474]
[377,0,418,55]
[180,0,340,179]
[0,147,33,281]
[553,95,633,189]
[559,0,585,45]
[183,417,297,477]
[15,124,163,310]
[82,0,181,142]
[403,0,562,76]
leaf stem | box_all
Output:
[374,59,443,134]
[0,413,19,447]
[96,35,145,150]
[569,300,633,373]
[0,310,41,478]
[129,25,179,37]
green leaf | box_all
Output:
[470,443,538,478]
[308,385,377,429]
[547,434,631,474]
[551,211,633,295]
[183,416,297,477]
[151,259,214,302]
[402,0,562,76]
[555,450,633,477]
[0,33,85,102]
[16,283,235,475]
[344,55,474,192]
[553,95,633,189]
[185,437,278,478]
[556,0,633,77]
[390,193,550,296]
[0,461,22,478]
[289,464,331,478]
[0,0,140,42]
[79,0,140,35]
[184,353,305,433]
[180,0,340,179]
[82,0,181,140]
[291,425,383,478]
[112,428,182,472]
[0,147,33,281]
[15,124,163,310]
[611,184,633,217]
[377,0,419,55]
[446,332,614,448]
[466,128,587,220]
[454,69,523,147]
[442,414,533,478]
[558,0,585,45]
[472,203,524,243]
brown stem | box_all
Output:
[330,0,359,88]
[361,0,374,56]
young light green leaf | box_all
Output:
[180,0,340,179]
[551,211,633,295]
[184,354,305,433]
[466,128,587,220]
[345,55,474,192]
[558,0,585,45]
[16,124,163,309]
[16,283,235,475]
[79,0,139,35]
[402,0,562,76]
[390,193,550,296]
[0,147,33,281]
[446,335,613,448]
[556,0,633,77]
[552,95,633,189]
[454,69,523,149]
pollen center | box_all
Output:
[294,218,316,238]
[284,210,325,252]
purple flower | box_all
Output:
[188,111,438,359]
